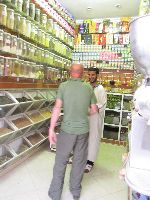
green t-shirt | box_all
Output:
[57,78,97,134]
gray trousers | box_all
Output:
[48,131,89,200]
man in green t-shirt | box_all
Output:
[48,63,98,200]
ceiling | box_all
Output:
[59,0,141,20]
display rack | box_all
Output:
[0,88,59,174]
[103,92,133,143]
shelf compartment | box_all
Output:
[40,128,48,138]
[7,113,33,131]
[104,110,120,125]
[106,93,122,110]
[6,91,33,115]
[7,138,31,155]
[0,118,16,144]
[0,145,14,169]
[25,90,46,112]
[103,125,119,140]
[120,127,129,141]
[123,95,133,111]
[121,112,130,126]
[27,111,45,123]
[39,109,52,119]
[0,91,18,117]
[25,132,44,146]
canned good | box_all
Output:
[22,0,29,16]
[0,56,4,76]
[19,16,26,35]
[26,20,31,38]
[41,13,47,29]
[29,3,35,19]
[0,30,4,50]
[3,32,11,52]
[0,4,7,26]
[35,8,40,23]
[6,8,14,30]
[10,35,17,54]
[17,0,23,12]
[14,13,21,32]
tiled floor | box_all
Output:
[0,143,128,200]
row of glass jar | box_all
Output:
[0,3,74,47]
[0,30,72,63]
[0,56,70,82]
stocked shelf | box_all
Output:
[0,88,57,173]
[103,92,133,141]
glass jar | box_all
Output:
[46,19,53,34]
[3,32,11,52]
[10,35,17,54]
[29,3,35,19]
[34,26,38,42]
[30,23,35,40]
[0,30,4,51]
[19,16,26,35]
[41,49,45,62]
[26,42,30,58]
[17,0,23,12]
[35,8,40,23]
[4,57,12,76]
[45,33,50,48]
[0,56,4,76]
[11,0,18,7]
[26,20,31,38]
[41,13,47,29]
[37,28,42,44]
[14,13,21,32]
[17,38,23,56]
[41,30,46,46]
[6,8,14,30]
[29,44,35,60]
[0,4,7,26]
[22,40,27,57]
[22,0,29,16]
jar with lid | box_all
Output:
[34,26,38,42]
[0,56,4,76]
[30,44,35,60]
[35,8,40,23]
[41,49,45,63]
[46,19,53,34]
[37,28,42,44]
[45,33,50,48]
[30,23,35,40]
[28,62,33,78]
[12,58,20,76]
[0,30,4,51]
[29,3,35,19]
[53,22,58,36]
[14,13,21,32]
[6,8,14,30]
[19,16,26,35]
[3,32,11,52]
[55,24,60,38]
[10,35,17,54]
[22,0,29,16]
[11,0,18,7]
[4,57,12,76]
[44,50,49,63]
[60,28,65,41]
[41,13,47,29]
[17,38,23,56]
[17,0,23,12]
[26,42,31,58]
[26,20,31,38]
[0,4,7,26]
[41,30,46,46]
[22,40,27,57]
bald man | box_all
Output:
[48,63,98,200]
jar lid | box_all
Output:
[7,8,14,12]
[0,3,7,7]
